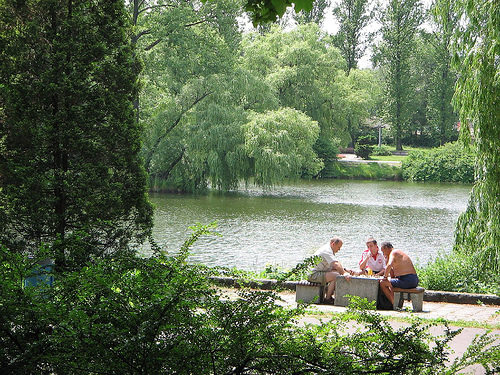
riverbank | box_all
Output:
[322,154,403,180]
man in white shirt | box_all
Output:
[358,237,386,276]
[307,236,354,304]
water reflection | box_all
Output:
[147,180,471,273]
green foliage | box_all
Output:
[450,0,500,275]
[373,0,424,151]
[354,144,373,159]
[418,251,500,295]
[2,225,500,374]
[293,0,330,26]
[332,0,374,73]
[136,0,249,193]
[372,145,393,156]
[313,138,340,176]
[140,18,381,192]
[354,135,375,159]
[0,0,153,268]
[325,161,403,180]
[335,70,383,148]
[425,0,459,146]
[244,108,323,185]
[241,0,314,25]
[402,142,474,183]
[241,23,346,136]
[255,256,325,283]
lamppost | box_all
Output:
[377,124,385,147]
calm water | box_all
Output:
[147,180,471,273]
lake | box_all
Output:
[147,179,471,273]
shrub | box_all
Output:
[372,145,393,156]
[2,227,499,374]
[402,142,475,183]
[324,162,402,180]
[354,135,376,160]
[418,251,500,295]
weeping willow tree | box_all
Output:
[452,0,500,273]
[244,108,323,187]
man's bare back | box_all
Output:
[380,242,419,304]
[389,249,416,277]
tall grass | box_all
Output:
[418,251,500,295]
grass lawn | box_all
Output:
[369,146,430,162]
[369,155,407,162]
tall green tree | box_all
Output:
[241,24,346,139]
[294,0,330,27]
[0,0,153,269]
[404,34,433,147]
[332,0,375,74]
[373,0,424,151]
[335,69,382,147]
[452,0,500,274]
[129,0,252,192]
[427,0,458,146]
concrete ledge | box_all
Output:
[424,290,500,305]
[209,276,297,291]
[209,277,500,305]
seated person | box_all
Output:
[379,241,419,305]
[358,237,386,276]
[307,236,356,304]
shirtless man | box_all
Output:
[379,241,419,305]
[307,236,355,304]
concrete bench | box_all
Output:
[393,287,425,312]
[295,280,324,304]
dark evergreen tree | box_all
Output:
[0,0,153,269]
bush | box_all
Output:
[324,162,402,180]
[314,138,340,177]
[372,145,393,156]
[418,251,500,295]
[354,135,376,160]
[354,144,373,159]
[402,142,475,183]
[2,228,500,374]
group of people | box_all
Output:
[307,236,418,306]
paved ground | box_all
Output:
[219,285,500,373]
[274,291,500,375]
[277,291,500,326]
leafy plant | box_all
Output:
[355,135,375,159]
[372,145,393,156]
[402,142,474,183]
[2,225,499,374]
[418,251,500,295]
